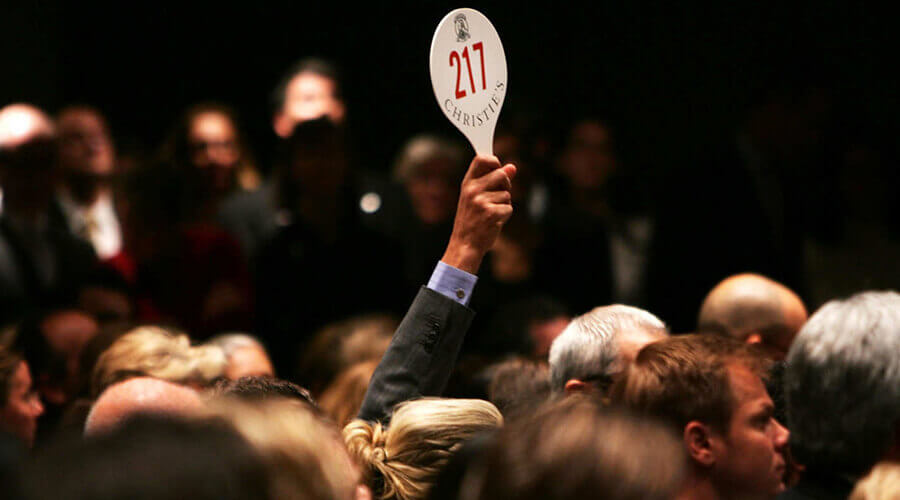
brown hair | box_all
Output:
[0,345,23,404]
[487,357,551,421]
[610,334,770,431]
[318,360,378,428]
[462,396,685,500]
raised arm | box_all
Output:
[357,155,515,423]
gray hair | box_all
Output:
[392,134,466,182]
[785,290,900,474]
[208,333,267,359]
[548,305,667,392]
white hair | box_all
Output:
[785,290,900,474]
[548,305,667,391]
[208,333,267,359]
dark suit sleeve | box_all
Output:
[357,286,475,423]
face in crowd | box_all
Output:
[1,360,45,447]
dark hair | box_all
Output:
[211,376,316,408]
[487,358,551,421]
[611,334,771,432]
[271,58,342,116]
[457,397,685,500]
[18,415,270,500]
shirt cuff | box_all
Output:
[427,261,478,306]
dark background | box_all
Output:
[2,1,895,174]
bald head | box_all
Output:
[0,104,54,151]
[698,273,807,358]
[85,377,204,436]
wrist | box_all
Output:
[441,241,485,275]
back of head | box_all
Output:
[460,397,685,500]
[298,314,396,394]
[344,398,503,500]
[487,357,551,421]
[85,377,204,436]
[209,376,315,408]
[698,273,807,358]
[91,326,226,397]
[208,398,356,500]
[208,333,274,380]
[20,414,269,500]
[549,305,667,392]
[611,334,770,432]
[785,291,900,475]
[849,462,900,500]
[318,360,379,428]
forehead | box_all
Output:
[287,72,336,98]
[726,363,771,411]
[190,112,236,136]
[59,110,105,132]
[12,361,32,390]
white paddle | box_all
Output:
[429,8,508,156]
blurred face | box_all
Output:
[224,346,275,380]
[40,311,100,404]
[1,361,44,447]
[57,109,115,177]
[406,159,461,225]
[560,120,616,190]
[288,139,347,196]
[275,73,345,137]
[188,111,240,194]
[711,364,789,499]
[494,134,531,203]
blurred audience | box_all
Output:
[486,357,550,422]
[0,104,98,326]
[19,415,270,500]
[208,397,361,500]
[698,273,807,359]
[0,345,44,447]
[850,462,900,500]
[84,376,204,436]
[52,106,121,260]
[209,333,275,380]
[318,359,378,428]
[162,103,261,223]
[297,314,395,395]
[90,326,225,397]
[457,397,685,500]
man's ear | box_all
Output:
[273,112,292,138]
[564,379,590,395]
[684,421,716,467]
[330,101,346,123]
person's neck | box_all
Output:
[64,175,108,206]
[675,473,721,500]
[572,188,611,219]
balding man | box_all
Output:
[0,104,98,326]
[698,273,807,359]
[84,377,204,436]
[549,304,668,396]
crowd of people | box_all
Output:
[0,57,898,499]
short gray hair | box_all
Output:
[785,290,900,474]
[549,305,667,392]
[208,333,267,359]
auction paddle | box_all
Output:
[429,8,507,156]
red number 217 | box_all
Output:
[449,42,485,99]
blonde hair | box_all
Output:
[91,326,226,396]
[344,398,503,500]
[850,462,900,500]
[208,398,357,500]
[318,360,379,428]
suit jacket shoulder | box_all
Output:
[357,286,475,423]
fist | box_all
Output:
[441,155,516,274]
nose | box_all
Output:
[773,419,790,449]
[32,397,45,417]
